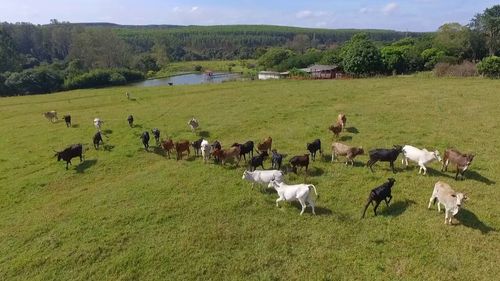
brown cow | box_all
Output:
[175,140,191,160]
[212,146,241,166]
[289,154,309,174]
[328,122,342,138]
[257,137,272,153]
[337,113,347,131]
[161,139,174,158]
[331,142,364,165]
[442,148,475,180]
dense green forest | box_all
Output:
[0,4,499,96]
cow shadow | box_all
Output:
[308,167,325,177]
[75,159,97,173]
[198,130,210,138]
[133,124,143,129]
[103,129,113,135]
[71,124,80,128]
[465,170,495,185]
[346,127,359,134]
[289,202,330,216]
[381,200,416,217]
[153,147,166,156]
[456,209,496,234]
[339,135,353,141]
[103,144,115,152]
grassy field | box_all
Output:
[0,77,499,280]
[153,60,256,78]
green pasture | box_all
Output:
[0,77,498,280]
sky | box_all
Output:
[0,0,497,32]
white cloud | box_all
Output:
[296,10,313,19]
[382,2,399,15]
[190,6,199,12]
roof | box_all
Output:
[300,64,340,73]
[258,71,281,75]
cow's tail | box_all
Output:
[308,184,318,198]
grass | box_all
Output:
[0,76,499,280]
[153,60,256,78]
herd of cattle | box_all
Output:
[46,110,474,224]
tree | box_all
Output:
[257,48,294,70]
[433,23,470,59]
[470,5,500,55]
[0,29,21,72]
[286,34,311,54]
[320,47,342,66]
[340,33,382,76]
[477,56,500,78]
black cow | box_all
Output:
[271,149,284,170]
[151,128,160,145]
[289,154,309,174]
[307,139,322,161]
[362,178,396,218]
[367,145,403,173]
[127,115,134,127]
[191,138,204,156]
[63,115,71,127]
[93,131,104,149]
[232,141,254,160]
[54,144,83,170]
[141,131,150,151]
[249,151,268,171]
[211,140,222,162]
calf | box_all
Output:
[367,145,403,173]
[249,151,268,171]
[141,131,150,151]
[441,148,474,180]
[402,145,442,175]
[331,142,364,165]
[257,137,272,153]
[200,139,211,163]
[289,154,309,174]
[93,131,104,149]
[307,139,322,161]
[191,138,204,156]
[328,122,342,138]
[63,115,71,127]
[94,118,104,130]
[242,170,284,188]
[337,113,347,131]
[211,140,222,162]
[361,178,396,218]
[43,111,58,122]
[271,149,284,170]
[188,117,199,132]
[151,128,160,145]
[127,115,134,127]
[428,181,468,224]
[232,141,254,160]
[268,180,318,215]
[54,144,83,170]
[161,139,174,158]
[175,140,191,160]
[212,146,241,166]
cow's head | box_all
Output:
[242,170,250,180]
[451,192,468,215]
[466,154,475,165]
[267,179,279,189]
[387,178,396,185]
[393,145,403,153]
[433,150,442,162]
[54,151,62,161]
[357,147,365,155]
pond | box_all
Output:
[132,72,242,87]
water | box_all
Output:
[132,73,241,87]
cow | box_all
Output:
[212,146,241,166]
[63,115,71,127]
[248,150,268,171]
[191,138,204,156]
[201,139,211,163]
[188,117,199,132]
[337,113,347,131]
[211,140,222,163]
[267,179,318,215]
[175,140,191,160]
[328,122,342,138]
[289,154,309,174]
[127,115,134,127]
[362,178,396,218]
[271,149,284,170]
[428,181,468,224]
[257,137,272,154]
[54,144,83,170]
[307,139,322,161]
[125,92,130,100]
[151,128,160,145]
[43,111,58,123]
[232,141,254,160]
[161,139,174,158]
[141,131,150,151]
[331,142,364,165]
[242,170,284,188]
[93,131,104,149]
[402,145,442,175]
[367,145,403,173]
[94,118,104,130]
[441,148,475,180]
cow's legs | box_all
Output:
[276,197,284,207]
[373,201,381,216]
[390,161,395,173]
[298,198,307,215]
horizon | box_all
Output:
[1,0,498,32]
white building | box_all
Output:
[258,71,282,80]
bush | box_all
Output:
[433,61,478,77]
[194,65,203,72]
[116,68,144,82]
[109,72,127,85]
[4,67,63,95]
[477,56,500,78]
[64,69,144,90]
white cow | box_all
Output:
[94,118,104,130]
[267,180,318,215]
[43,111,58,122]
[200,139,211,163]
[188,117,199,132]
[428,181,468,224]
[402,145,442,175]
[242,170,284,188]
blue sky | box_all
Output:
[0,0,497,31]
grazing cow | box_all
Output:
[257,137,272,153]
[361,178,396,218]
[428,181,468,224]
[232,141,254,160]
[242,170,284,188]
[43,111,58,123]
[271,149,284,170]
[125,92,130,100]
[289,154,309,174]
[307,139,322,161]
[94,118,104,130]
[63,115,71,127]
[151,128,160,145]
[249,151,268,171]
[175,140,191,160]
[168,82,173,86]
[212,146,241,166]
[200,139,211,163]
[141,131,150,151]
[191,138,204,156]
[267,180,318,215]
[127,115,134,127]
[54,144,83,170]
[161,139,174,158]
[211,140,222,162]
[328,122,342,138]
[331,142,364,165]
[337,113,347,131]
[402,145,442,175]
[367,145,403,173]
[93,131,104,149]
[188,117,199,132]
[442,148,475,180]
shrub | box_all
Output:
[109,72,127,85]
[116,68,144,82]
[433,61,478,77]
[4,67,63,95]
[194,65,203,72]
[64,69,144,90]
[477,56,500,78]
